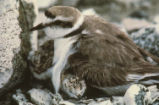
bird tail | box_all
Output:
[138,47,159,65]
[127,65,159,86]
[133,47,159,85]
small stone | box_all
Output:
[152,97,159,105]
[88,100,112,105]
[57,0,80,6]
[28,88,59,105]
[129,10,148,19]
[124,84,152,105]
[131,27,159,57]
[122,18,153,32]
[37,0,57,8]
[154,15,159,24]
[28,88,65,105]
[85,98,113,105]
[12,89,34,105]
[0,7,21,88]
[51,93,63,105]
[112,96,124,105]
[59,100,75,105]
[148,85,159,105]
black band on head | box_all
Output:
[45,10,56,19]
[64,25,83,38]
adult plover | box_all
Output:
[31,6,159,96]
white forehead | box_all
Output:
[55,16,74,21]
[38,13,74,26]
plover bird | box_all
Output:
[31,6,159,96]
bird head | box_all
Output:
[31,6,84,39]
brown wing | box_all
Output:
[68,16,159,87]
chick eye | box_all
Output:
[45,10,55,19]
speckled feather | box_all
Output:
[30,40,54,74]
[68,15,159,88]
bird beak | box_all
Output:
[30,23,45,31]
[30,18,55,31]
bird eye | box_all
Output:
[45,10,55,19]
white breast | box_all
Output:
[51,37,77,93]
[42,15,84,93]
[44,26,73,39]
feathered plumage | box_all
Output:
[31,6,159,96]
[68,15,159,90]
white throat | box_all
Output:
[44,15,84,39]
[44,15,84,93]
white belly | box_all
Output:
[51,37,77,93]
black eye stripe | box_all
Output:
[51,20,73,28]
[30,20,73,31]
[45,10,55,19]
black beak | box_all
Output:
[30,23,45,31]
[30,10,56,31]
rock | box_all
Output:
[0,0,17,15]
[35,0,159,23]
[130,27,159,57]
[152,97,159,105]
[124,84,152,105]
[129,10,149,19]
[11,85,158,105]
[0,0,38,103]
[154,15,159,24]
[112,97,124,105]
[116,0,151,9]
[0,1,21,89]
[0,1,25,100]
[78,0,114,6]
[28,88,63,105]
[37,0,57,8]
[87,100,112,105]
[76,98,112,105]
[59,101,75,105]
[148,85,159,105]
[37,0,79,9]
[13,89,34,105]
[56,0,80,6]
[122,18,153,32]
